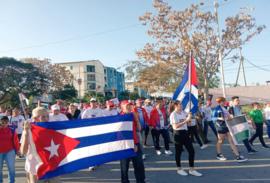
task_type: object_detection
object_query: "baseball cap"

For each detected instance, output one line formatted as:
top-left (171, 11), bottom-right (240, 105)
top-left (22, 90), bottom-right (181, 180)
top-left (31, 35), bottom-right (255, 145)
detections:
top-left (90, 98), bottom-right (97, 102)
top-left (51, 104), bottom-right (60, 111)
top-left (121, 100), bottom-right (132, 106)
top-left (106, 100), bottom-right (115, 107)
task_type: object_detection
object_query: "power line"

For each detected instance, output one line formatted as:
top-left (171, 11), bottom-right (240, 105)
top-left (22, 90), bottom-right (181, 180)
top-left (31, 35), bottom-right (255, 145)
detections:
top-left (245, 58), bottom-right (270, 72)
top-left (0, 23), bottom-right (140, 53)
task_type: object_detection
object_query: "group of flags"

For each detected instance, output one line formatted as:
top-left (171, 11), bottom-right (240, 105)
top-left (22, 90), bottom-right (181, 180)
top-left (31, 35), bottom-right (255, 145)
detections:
top-left (19, 54), bottom-right (249, 180)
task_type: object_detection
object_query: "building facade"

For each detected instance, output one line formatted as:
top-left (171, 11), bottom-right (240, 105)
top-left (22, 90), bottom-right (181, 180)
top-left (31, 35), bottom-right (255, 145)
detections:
top-left (59, 60), bottom-right (124, 98)
top-left (104, 67), bottom-right (125, 97)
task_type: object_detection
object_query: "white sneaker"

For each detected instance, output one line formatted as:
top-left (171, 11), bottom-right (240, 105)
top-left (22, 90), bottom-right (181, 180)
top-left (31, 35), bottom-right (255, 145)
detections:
top-left (165, 150), bottom-right (173, 155)
top-left (200, 144), bottom-right (208, 150)
top-left (156, 150), bottom-right (162, 155)
top-left (88, 166), bottom-right (96, 171)
top-left (177, 169), bottom-right (188, 176)
top-left (189, 170), bottom-right (202, 177)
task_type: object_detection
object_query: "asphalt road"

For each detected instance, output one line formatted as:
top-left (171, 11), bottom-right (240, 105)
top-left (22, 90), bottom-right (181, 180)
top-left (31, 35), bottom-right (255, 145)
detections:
top-left (3, 133), bottom-right (270, 183)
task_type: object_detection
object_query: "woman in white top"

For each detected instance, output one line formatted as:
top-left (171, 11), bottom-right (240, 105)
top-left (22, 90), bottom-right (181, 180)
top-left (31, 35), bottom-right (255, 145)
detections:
top-left (170, 101), bottom-right (202, 177)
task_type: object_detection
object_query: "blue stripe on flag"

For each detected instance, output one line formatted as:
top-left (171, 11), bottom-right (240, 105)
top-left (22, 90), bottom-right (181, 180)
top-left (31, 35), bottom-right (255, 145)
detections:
top-left (76, 131), bottom-right (133, 148)
top-left (34, 114), bottom-right (133, 130)
top-left (172, 68), bottom-right (188, 100)
top-left (40, 149), bottom-right (136, 180)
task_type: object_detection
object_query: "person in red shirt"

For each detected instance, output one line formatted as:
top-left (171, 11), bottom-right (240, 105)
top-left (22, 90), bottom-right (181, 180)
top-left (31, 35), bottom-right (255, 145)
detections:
top-left (150, 98), bottom-right (172, 156)
top-left (0, 116), bottom-right (20, 183)
top-left (120, 100), bottom-right (145, 183)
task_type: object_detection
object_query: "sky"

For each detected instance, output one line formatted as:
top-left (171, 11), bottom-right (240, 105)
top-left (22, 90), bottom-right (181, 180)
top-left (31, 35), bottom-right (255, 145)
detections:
top-left (0, 0), bottom-right (269, 86)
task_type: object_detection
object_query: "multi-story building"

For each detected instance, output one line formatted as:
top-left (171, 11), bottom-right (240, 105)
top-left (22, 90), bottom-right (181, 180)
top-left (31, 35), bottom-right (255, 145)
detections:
top-left (59, 60), bottom-right (125, 98)
top-left (104, 67), bottom-right (125, 97)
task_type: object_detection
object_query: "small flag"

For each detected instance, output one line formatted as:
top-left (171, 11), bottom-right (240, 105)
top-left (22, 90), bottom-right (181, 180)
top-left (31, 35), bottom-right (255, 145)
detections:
top-left (19, 93), bottom-right (29, 106)
top-left (29, 114), bottom-right (136, 180)
top-left (172, 56), bottom-right (198, 114)
top-left (226, 115), bottom-right (250, 145)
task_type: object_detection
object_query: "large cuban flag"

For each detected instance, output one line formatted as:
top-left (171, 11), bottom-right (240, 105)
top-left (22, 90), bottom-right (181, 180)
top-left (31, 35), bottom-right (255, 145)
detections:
top-left (172, 56), bottom-right (198, 114)
top-left (29, 114), bottom-right (136, 180)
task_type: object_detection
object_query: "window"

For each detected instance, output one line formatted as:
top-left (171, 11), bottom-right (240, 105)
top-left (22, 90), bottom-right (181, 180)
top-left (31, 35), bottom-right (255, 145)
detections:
top-left (86, 65), bottom-right (95, 72)
top-left (104, 69), bottom-right (107, 73)
top-left (88, 83), bottom-right (96, 90)
top-left (104, 76), bottom-right (107, 81)
top-left (87, 74), bottom-right (96, 81)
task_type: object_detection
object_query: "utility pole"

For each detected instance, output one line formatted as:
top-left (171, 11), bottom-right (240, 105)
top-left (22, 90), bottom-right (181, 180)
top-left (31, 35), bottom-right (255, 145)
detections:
top-left (214, 0), bottom-right (227, 98)
top-left (235, 47), bottom-right (247, 86)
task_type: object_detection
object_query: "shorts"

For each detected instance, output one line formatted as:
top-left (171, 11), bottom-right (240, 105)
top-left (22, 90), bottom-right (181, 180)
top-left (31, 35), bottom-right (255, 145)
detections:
top-left (217, 126), bottom-right (229, 134)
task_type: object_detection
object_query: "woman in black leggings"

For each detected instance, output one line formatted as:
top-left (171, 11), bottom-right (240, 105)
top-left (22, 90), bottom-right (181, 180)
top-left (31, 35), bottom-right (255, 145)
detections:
top-left (169, 101), bottom-right (202, 177)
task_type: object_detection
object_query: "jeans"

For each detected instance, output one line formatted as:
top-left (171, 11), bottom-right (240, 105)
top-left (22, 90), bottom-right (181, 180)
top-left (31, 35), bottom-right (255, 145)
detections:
top-left (151, 128), bottom-right (170, 150)
top-left (249, 123), bottom-right (267, 147)
top-left (203, 120), bottom-right (218, 140)
top-left (120, 144), bottom-right (145, 183)
top-left (0, 150), bottom-right (16, 183)
top-left (266, 120), bottom-right (270, 138)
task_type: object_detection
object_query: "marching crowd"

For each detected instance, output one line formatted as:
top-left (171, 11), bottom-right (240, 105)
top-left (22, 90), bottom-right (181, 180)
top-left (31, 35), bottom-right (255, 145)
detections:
top-left (0, 96), bottom-right (270, 183)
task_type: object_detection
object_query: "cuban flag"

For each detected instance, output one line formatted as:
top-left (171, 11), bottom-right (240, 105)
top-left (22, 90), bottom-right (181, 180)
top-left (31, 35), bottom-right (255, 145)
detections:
top-left (172, 56), bottom-right (198, 114)
top-left (29, 114), bottom-right (136, 180)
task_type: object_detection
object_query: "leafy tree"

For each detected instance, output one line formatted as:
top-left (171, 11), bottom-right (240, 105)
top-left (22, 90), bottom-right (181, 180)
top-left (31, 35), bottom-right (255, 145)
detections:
top-left (22, 58), bottom-right (74, 91)
top-left (125, 0), bottom-right (265, 100)
top-left (51, 84), bottom-right (78, 101)
top-left (0, 57), bottom-right (50, 106)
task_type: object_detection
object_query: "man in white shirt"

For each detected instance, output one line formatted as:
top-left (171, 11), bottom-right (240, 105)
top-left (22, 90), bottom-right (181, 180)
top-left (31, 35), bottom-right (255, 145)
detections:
top-left (263, 102), bottom-right (270, 138)
top-left (81, 97), bottom-right (104, 171)
top-left (49, 104), bottom-right (69, 122)
top-left (81, 98), bottom-right (104, 119)
top-left (9, 107), bottom-right (25, 141)
top-left (201, 100), bottom-right (217, 143)
top-left (103, 100), bottom-right (118, 117)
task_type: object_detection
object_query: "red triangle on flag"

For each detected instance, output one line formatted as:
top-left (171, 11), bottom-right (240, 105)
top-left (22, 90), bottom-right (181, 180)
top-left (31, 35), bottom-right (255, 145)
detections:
top-left (31, 124), bottom-right (80, 179)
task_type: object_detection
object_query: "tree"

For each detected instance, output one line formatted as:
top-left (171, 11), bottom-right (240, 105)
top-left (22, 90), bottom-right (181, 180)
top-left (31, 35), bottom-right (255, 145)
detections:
top-left (51, 84), bottom-right (78, 101)
top-left (22, 58), bottom-right (74, 91)
top-left (125, 0), bottom-right (265, 100)
top-left (0, 57), bottom-right (50, 106)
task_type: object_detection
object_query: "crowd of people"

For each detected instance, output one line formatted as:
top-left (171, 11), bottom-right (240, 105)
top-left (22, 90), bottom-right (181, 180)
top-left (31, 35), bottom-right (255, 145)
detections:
top-left (0, 96), bottom-right (270, 183)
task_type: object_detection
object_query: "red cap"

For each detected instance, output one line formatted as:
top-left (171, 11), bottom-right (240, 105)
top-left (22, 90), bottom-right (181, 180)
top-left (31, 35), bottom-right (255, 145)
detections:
top-left (106, 100), bottom-right (115, 107)
top-left (121, 100), bottom-right (132, 106)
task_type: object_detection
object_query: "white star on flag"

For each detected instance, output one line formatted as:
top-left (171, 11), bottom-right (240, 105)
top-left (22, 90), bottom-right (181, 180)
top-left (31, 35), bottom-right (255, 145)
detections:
top-left (44, 139), bottom-right (60, 159)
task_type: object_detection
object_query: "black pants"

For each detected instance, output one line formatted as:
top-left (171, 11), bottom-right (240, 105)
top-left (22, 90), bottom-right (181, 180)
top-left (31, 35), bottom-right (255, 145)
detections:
top-left (174, 130), bottom-right (195, 167)
top-left (203, 120), bottom-right (218, 139)
top-left (144, 125), bottom-right (150, 145)
top-left (151, 128), bottom-right (170, 150)
top-left (249, 123), bottom-right (267, 147)
top-left (188, 126), bottom-right (203, 146)
top-left (120, 144), bottom-right (145, 183)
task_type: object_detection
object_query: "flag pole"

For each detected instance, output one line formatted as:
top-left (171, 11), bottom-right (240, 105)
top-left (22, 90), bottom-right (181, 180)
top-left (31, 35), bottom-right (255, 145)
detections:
top-left (189, 50), bottom-right (192, 113)
top-left (18, 93), bottom-right (29, 120)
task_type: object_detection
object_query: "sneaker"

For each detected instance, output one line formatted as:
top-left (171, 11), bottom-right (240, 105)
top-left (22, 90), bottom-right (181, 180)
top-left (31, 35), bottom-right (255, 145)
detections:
top-left (165, 150), bottom-right (173, 155)
top-left (177, 169), bottom-right (188, 176)
top-left (189, 170), bottom-right (202, 177)
top-left (156, 150), bottom-right (162, 155)
top-left (142, 154), bottom-right (146, 160)
top-left (248, 149), bottom-right (258, 155)
top-left (236, 156), bottom-right (248, 163)
top-left (88, 166), bottom-right (96, 171)
top-left (217, 154), bottom-right (227, 161)
top-left (200, 144), bottom-right (208, 150)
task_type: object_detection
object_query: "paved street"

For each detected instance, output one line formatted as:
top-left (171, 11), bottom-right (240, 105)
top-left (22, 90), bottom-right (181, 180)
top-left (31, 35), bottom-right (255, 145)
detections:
top-left (3, 134), bottom-right (270, 183)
